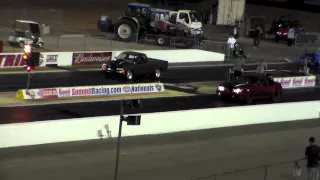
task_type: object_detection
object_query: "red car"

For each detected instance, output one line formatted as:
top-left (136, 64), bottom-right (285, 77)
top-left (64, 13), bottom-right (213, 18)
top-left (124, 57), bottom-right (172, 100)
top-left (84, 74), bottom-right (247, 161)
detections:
top-left (275, 27), bottom-right (289, 42)
top-left (216, 75), bottom-right (283, 104)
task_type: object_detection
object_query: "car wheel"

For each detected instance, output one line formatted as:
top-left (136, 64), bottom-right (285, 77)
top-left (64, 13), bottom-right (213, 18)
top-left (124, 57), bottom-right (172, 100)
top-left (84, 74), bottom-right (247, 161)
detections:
top-left (154, 69), bottom-right (161, 79)
top-left (19, 41), bottom-right (25, 48)
top-left (37, 42), bottom-right (44, 48)
top-left (245, 92), bottom-right (253, 105)
top-left (125, 70), bottom-right (133, 81)
top-left (270, 89), bottom-right (281, 102)
top-left (156, 36), bottom-right (168, 46)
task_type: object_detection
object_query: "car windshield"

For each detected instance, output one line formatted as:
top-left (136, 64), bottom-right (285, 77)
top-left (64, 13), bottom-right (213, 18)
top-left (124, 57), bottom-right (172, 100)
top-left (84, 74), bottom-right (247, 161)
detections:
top-left (229, 76), bottom-right (257, 85)
top-left (189, 12), bottom-right (201, 22)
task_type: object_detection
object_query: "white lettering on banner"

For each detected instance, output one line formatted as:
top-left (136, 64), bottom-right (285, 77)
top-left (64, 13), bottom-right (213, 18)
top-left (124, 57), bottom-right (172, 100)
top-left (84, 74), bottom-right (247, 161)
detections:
top-left (58, 88), bottom-right (71, 97)
top-left (0, 101), bottom-right (319, 148)
top-left (20, 83), bottom-right (164, 99)
top-left (73, 53), bottom-right (111, 64)
top-left (70, 83), bottom-right (163, 97)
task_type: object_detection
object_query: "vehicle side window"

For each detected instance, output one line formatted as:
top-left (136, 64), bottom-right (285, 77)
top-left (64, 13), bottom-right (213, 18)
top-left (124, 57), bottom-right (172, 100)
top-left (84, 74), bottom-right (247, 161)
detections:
top-left (136, 56), bottom-right (145, 64)
top-left (268, 78), bottom-right (274, 85)
top-left (259, 79), bottom-right (269, 86)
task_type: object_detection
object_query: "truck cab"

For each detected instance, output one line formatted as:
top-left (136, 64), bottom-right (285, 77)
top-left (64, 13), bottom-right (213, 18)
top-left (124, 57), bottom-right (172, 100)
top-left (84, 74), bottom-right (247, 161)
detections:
top-left (173, 10), bottom-right (202, 32)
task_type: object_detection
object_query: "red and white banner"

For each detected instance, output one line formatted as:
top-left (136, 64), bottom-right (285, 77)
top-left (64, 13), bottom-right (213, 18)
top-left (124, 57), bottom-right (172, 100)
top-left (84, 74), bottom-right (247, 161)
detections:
top-left (0, 53), bottom-right (47, 67)
top-left (19, 83), bottom-right (165, 100)
top-left (273, 75), bottom-right (316, 88)
top-left (72, 52), bottom-right (112, 65)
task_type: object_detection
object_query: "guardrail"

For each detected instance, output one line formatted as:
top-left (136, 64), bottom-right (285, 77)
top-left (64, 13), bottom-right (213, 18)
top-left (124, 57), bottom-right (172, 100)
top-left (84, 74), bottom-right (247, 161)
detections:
top-left (190, 159), bottom-right (307, 180)
top-left (0, 33), bottom-right (227, 53)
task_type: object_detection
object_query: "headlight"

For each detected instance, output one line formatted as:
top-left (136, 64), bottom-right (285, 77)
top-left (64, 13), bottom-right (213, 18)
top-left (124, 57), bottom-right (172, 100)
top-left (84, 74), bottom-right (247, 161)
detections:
top-left (217, 86), bottom-right (225, 91)
top-left (116, 68), bottom-right (124, 73)
top-left (232, 88), bottom-right (242, 94)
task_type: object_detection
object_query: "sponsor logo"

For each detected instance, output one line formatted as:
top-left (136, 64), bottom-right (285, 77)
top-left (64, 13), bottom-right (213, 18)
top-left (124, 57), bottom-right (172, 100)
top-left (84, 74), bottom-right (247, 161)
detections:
top-left (71, 84), bottom-right (160, 96)
top-left (46, 55), bottom-right (58, 64)
top-left (304, 77), bottom-right (315, 86)
top-left (280, 78), bottom-right (291, 87)
top-left (25, 88), bottom-right (58, 99)
top-left (58, 88), bottom-right (71, 97)
top-left (292, 77), bottom-right (304, 87)
top-left (72, 52), bottom-right (112, 65)
top-left (122, 85), bottom-right (156, 93)
top-left (26, 90), bottom-right (36, 99)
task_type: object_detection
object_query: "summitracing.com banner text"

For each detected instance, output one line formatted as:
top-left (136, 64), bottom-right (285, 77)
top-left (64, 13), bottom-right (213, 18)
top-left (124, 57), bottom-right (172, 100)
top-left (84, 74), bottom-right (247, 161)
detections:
top-left (18, 83), bottom-right (165, 100)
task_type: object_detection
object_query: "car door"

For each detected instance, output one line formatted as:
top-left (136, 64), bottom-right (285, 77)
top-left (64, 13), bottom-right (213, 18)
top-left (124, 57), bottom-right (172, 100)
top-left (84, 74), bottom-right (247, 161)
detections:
top-left (258, 78), bottom-right (270, 98)
top-left (252, 78), bottom-right (266, 98)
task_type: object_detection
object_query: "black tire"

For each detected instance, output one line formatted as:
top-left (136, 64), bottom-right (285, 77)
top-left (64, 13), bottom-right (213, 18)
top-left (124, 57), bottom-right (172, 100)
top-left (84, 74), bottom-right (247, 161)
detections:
top-left (154, 68), bottom-right (161, 79)
top-left (270, 89), bottom-right (281, 102)
top-left (245, 92), bottom-right (253, 105)
top-left (115, 19), bottom-right (137, 42)
top-left (156, 36), bottom-right (169, 46)
top-left (125, 70), bottom-right (134, 81)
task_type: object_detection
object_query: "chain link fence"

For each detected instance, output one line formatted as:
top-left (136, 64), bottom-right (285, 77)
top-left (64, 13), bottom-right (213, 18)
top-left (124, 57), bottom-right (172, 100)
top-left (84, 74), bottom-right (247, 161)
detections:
top-left (190, 159), bottom-right (308, 180)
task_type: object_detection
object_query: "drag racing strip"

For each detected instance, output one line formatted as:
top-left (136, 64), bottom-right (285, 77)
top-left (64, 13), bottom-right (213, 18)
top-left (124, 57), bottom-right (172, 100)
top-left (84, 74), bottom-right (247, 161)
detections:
top-left (0, 63), bottom-right (301, 92)
top-left (0, 87), bottom-right (319, 123)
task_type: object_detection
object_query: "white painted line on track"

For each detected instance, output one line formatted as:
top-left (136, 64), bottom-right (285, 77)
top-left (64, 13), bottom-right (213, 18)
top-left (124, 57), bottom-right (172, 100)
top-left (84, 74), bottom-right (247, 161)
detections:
top-left (284, 58), bottom-right (293, 63)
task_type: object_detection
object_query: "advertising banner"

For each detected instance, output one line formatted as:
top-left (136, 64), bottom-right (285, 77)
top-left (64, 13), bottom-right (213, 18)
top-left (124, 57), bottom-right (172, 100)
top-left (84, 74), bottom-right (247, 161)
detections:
top-left (18, 83), bottom-right (165, 100)
top-left (72, 52), bottom-right (112, 65)
top-left (273, 75), bottom-right (316, 88)
top-left (45, 54), bottom-right (59, 65)
top-left (0, 53), bottom-right (46, 67)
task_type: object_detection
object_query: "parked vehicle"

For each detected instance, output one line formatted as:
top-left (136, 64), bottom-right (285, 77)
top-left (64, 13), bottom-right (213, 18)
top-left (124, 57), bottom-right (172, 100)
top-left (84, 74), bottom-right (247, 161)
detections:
top-left (101, 51), bottom-right (168, 81)
top-left (216, 75), bottom-right (282, 104)
top-left (97, 3), bottom-right (204, 47)
top-left (7, 20), bottom-right (44, 48)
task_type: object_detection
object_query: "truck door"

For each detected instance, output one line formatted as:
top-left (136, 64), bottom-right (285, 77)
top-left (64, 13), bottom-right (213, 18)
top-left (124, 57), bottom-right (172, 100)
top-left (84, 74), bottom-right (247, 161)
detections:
top-left (134, 55), bottom-right (149, 75)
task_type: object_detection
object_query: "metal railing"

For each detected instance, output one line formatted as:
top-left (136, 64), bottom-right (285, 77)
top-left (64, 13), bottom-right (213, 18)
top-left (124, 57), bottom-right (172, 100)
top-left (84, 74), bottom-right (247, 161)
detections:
top-left (0, 33), bottom-right (227, 53)
top-left (190, 159), bottom-right (307, 180)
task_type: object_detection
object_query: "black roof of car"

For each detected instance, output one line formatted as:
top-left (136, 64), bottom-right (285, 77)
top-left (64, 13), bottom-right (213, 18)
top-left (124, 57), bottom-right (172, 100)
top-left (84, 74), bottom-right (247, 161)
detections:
top-left (122, 51), bottom-right (146, 56)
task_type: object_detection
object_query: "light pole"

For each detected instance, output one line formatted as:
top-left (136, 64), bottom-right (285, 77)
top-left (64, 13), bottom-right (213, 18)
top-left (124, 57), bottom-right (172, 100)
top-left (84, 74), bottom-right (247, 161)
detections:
top-left (114, 99), bottom-right (142, 180)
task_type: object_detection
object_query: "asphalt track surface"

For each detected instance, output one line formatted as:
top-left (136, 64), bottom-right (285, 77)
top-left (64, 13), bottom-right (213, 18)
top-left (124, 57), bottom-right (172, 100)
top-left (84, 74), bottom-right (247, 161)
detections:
top-left (0, 87), bottom-right (319, 124)
top-left (0, 63), bottom-right (301, 92)
top-left (1, 119), bottom-right (320, 180)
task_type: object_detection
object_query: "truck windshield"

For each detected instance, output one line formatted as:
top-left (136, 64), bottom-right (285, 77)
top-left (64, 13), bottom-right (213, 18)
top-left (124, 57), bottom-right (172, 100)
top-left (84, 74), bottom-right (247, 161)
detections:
top-left (189, 12), bottom-right (201, 22)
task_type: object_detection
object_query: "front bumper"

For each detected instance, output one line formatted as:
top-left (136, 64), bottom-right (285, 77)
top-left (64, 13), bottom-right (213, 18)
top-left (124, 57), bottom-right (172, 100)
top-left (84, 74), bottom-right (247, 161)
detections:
top-left (216, 90), bottom-right (245, 100)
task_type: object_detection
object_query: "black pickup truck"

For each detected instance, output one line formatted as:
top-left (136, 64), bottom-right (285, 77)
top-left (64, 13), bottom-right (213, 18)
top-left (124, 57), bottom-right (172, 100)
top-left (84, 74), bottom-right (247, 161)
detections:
top-left (101, 51), bottom-right (168, 80)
